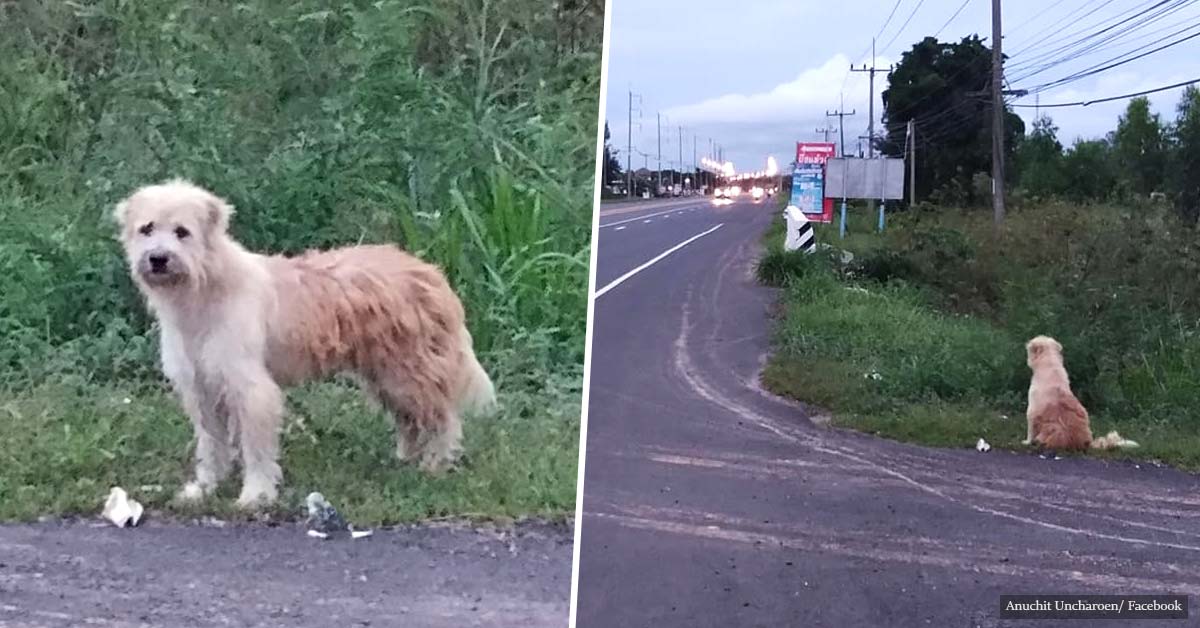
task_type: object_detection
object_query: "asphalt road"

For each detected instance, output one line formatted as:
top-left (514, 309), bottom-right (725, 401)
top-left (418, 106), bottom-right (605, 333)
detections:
top-left (576, 195), bottom-right (1200, 627)
top-left (0, 519), bottom-right (571, 627)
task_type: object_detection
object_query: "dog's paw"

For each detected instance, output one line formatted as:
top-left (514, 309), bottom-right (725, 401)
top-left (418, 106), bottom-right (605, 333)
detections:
top-left (235, 481), bottom-right (278, 509)
top-left (235, 490), bottom-right (276, 509)
top-left (1020, 439), bottom-right (1032, 446)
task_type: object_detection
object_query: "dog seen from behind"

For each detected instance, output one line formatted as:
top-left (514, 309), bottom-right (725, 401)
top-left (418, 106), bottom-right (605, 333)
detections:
top-left (114, 179), bottom-right (497, 508)
top-left (1024, 335), bottom-right (1137, 451)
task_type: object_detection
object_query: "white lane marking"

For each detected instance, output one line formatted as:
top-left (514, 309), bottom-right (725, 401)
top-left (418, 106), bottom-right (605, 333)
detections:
top-left (600, 205), bottom-right (704, 228)
top-left (643, 219), bottom-right (652, 223)
top-left (594, 224), bottom-right (724, 300)
top-left (614, 225), bottom-right (627, 231)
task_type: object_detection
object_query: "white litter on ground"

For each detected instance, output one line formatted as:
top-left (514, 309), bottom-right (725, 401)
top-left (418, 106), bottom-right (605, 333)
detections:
top-left (975, 438), bottom-right (992, 452)
top-left (102, 487), bottom-right (144, 528)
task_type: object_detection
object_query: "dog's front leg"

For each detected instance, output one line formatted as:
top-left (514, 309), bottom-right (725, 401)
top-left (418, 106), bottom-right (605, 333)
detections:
top-left (163, 331), bottom-right (233, 503)
top-left (225, 366), bottom-right (285, 508)
top-left (177, 387), bottom-right (234, 501)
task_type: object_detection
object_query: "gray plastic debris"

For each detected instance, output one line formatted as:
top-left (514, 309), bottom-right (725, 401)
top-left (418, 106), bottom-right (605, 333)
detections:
top-left (305, 492), bottom-right (372, 540)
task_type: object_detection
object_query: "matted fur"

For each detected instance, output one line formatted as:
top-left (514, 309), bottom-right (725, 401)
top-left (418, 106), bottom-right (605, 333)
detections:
top-left (114, 179), bottom-right (496, 507)
top-left (1023, 335), bottom-right (1136, 451)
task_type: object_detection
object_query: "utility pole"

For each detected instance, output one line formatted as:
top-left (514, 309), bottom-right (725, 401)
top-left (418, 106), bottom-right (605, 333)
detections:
top-left (692, 134), bottom-right (697, 192)
top-left (826, 94), bottom-right (856, 157)
top-left (852, 40), bottom-right (890, 216)
top-left (626, 90), bottom-right (641, 198)
top-left (626, 90), bottom-right (632, 198)
top-left (857, 135), bottom-right (869, 157)
top-left (850, 39), bottom-right (888, 159)
top-left (656, 112), bottom-right (662, 196)
top-left (991, 0), bottom-right (1006, 227)
top-left (907, 119), bottom-right (916, 205)
top-left (815, 126), bottom-right (833, 143)
top-left (678, 125), bottom-right (684, 194)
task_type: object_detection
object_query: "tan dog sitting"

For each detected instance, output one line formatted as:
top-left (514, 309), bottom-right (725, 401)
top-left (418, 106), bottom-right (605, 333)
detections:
top-left (1024, 336), bottom-right (1137, 451)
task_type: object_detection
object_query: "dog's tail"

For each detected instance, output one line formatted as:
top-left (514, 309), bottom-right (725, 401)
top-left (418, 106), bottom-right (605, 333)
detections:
top-left (1091, 430), bottom-right (1139, 450)
top-left (457, 328), bottom-right (498, 417)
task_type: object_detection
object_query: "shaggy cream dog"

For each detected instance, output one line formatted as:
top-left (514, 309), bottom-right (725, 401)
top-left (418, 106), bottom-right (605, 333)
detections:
top-left (114, 179), bottom-right (496, 507)
top-left (1024, 335), bottom-right (1136, 451)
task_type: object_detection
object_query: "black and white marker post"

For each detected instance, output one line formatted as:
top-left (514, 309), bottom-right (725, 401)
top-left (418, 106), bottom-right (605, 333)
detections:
top-left (784, 205), bottom-right (816, 254)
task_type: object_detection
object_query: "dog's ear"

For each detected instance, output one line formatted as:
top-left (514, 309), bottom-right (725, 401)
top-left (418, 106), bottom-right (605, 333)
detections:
top-left (111, 200), bottom-right (129, 227)
top-left (203, 193), bottom-right (235, 234)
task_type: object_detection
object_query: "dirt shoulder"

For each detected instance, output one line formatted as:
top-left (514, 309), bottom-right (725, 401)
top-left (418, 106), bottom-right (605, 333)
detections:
top-left (0, 518), bottom-right (572, 628)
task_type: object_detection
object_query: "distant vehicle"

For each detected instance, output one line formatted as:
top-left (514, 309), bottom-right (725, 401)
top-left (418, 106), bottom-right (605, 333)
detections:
top-left (751, 186), bottom-right (764, 201)
top-left (714, 187), bottom-right (724, 198)
top-left (729, 185), bottom-right (742, 197)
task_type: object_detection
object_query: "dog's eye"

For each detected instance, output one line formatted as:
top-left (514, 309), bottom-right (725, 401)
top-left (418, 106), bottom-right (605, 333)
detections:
top-left (174, 226), bottom-right (191, 239)
top-left (138, 222), bottom-right (154, 236)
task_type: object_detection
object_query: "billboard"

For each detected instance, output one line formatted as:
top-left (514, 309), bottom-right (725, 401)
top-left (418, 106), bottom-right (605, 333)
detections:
top-left (824, 158), bottom-right (906, 200)
top-left (790, 163), bottom-right (824, 215)
top-left (796, 142), bottom-right (836, 164)
top-left (792, 142), bottom-right (836, 222)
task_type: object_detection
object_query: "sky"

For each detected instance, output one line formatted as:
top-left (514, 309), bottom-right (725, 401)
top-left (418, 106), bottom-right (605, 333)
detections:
top-left (602, 0), bottom-right (1200, 175)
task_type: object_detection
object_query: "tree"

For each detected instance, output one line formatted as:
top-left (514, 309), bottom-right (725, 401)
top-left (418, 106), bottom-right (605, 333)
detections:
top-left (1112, 97), bottom-right (1166, 198)
top-left (1015, 115), bottom-right (1065, 197)
top-left (1168, 86), bottom-right (1200, 224)
top-left (1062, 138), bottom-right (1115, 202)
top-left (880, 36), bottom-right (1024, 203)
top-left (602, 121), bottom-right (623, 189)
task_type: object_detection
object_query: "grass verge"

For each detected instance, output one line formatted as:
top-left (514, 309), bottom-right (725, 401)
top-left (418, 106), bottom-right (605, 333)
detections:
top-left (756, 205), bottom-right (1200, 471)
top-left (0, 0), bottom-right (600, 523)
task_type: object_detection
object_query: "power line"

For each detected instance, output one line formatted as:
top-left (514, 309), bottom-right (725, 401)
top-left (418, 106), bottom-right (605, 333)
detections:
top-left (874, 0), bottom-right (906, 44)
top-left (1007, 0), bottom-right (1073, 35)
top-left (841, 0), bottom-right (905, 92)
top-left (1013, 4), bottom-right (1200, 81)
top-left (934, 0), bottom-right (975, 39)
top-left (1022, 25), bottom-right (1200, 93)
top-left (1009, 0), bottom-right (1193, 79)
top-left (1011, 0), bottom-right (1187, 70)
top-left (1008, 0), bottom-right (1123, 56)
top-left (880, 0), bottom-right (929, 53)
top-left (1010, 76), bottom-right (1199, 107)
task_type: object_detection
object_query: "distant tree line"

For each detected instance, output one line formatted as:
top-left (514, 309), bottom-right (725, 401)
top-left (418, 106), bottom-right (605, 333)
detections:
top-left (880, 35), bottom-right (1200, 223)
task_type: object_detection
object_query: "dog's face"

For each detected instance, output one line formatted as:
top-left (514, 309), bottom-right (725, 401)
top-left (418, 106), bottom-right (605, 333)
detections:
top-left (1025, 335), bottom-right (1063, 369)
top-left (113, 180), bottom-right (233, 290)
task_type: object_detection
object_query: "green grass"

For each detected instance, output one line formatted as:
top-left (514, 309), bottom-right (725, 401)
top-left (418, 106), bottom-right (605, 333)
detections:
top-left (0, 0), bottom-right (600, 522)
top-left (757, 204), bottom-right (1200, 471)
top-left (0, 356), bottom-right (581, 524)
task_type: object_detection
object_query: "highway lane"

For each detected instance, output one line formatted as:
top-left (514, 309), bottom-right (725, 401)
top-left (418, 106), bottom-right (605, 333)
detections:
top-left (576, 196), bottom-right (1200, 627)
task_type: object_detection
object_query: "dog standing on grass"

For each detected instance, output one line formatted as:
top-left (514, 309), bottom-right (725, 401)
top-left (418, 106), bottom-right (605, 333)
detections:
top-left (114, 179), bottom-right (497, 507)
top-left (1024, 335), bottom-right (1137, 451)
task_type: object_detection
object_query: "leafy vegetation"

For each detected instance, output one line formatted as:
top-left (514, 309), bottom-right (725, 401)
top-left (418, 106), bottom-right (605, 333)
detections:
top-left (758, 203), bottom-right (1200, 470)
top-left (0, 0), bottom-right (601, 522)
top-left (879, 35), bottom-right (1025, 204)
top-left (881, 35), bottom-right (1200, 225)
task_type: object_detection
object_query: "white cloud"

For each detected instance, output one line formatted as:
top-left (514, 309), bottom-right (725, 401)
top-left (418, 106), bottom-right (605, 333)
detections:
top-left (664, 54), bottom-right (894, 128)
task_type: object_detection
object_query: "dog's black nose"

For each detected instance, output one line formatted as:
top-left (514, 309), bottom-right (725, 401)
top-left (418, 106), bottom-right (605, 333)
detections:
top-left (149, 254), bottom-right (169, 273)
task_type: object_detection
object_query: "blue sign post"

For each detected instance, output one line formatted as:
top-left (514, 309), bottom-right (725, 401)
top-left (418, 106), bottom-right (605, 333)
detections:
top-left (789, 163), bottom-right (825, 217)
